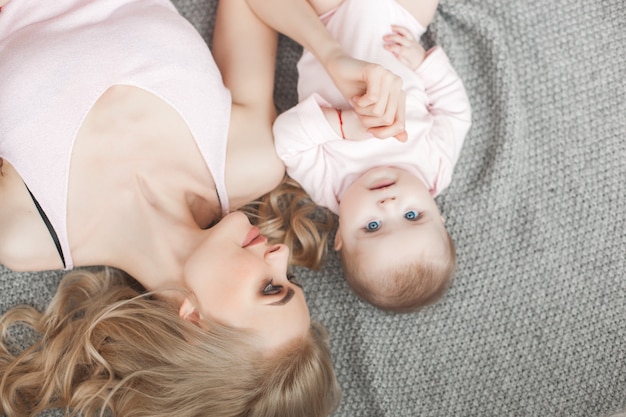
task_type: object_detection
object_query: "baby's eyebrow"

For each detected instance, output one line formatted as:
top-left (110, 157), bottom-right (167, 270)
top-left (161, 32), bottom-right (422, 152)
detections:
top-left (270, 288), bottom-right (295, 306)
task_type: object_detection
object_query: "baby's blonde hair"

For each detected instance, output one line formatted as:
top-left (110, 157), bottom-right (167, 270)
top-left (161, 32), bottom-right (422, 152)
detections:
top-left (0, 267), bottom-right (340, 417)
top-left (341, 231), bottom-right (456, 313)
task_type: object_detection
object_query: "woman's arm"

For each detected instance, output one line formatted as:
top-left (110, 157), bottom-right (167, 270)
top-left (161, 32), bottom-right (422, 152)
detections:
top-left (212, 0), bottom-right (285, 209)
top-left (245, 0), bottom-right (408, 142)
top-left (212, 0), bottom-right (277, 119)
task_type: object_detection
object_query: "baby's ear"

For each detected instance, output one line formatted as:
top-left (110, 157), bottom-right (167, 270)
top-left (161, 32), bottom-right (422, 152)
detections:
top-left (179, 297), bottom-right (200, 325)
top-left (333, 231), bottom-right (343, 251)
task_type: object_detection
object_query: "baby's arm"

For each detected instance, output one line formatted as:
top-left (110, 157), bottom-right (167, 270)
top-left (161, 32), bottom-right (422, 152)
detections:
top-left (383, 25), bottom-right (427, 71)
top-left (273, 95), bottom-right (343, 210)
top-left (320, 107), bottom-right (374, 141)
top-left (418, 48), bottom-right (472, 165)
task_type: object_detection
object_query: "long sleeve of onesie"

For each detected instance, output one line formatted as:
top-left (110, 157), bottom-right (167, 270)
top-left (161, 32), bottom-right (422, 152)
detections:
top-left (273, 94), bottom-right (344, 212)
top-left (414, 46), bottom-right (472, 169)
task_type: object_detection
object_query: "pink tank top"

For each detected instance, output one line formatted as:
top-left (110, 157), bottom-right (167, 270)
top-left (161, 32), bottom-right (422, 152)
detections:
top-left (0, 0), bottom-right (231, 269)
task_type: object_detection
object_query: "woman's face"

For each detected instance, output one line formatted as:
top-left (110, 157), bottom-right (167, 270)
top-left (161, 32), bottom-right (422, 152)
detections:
top-left (182, 212), bottom-right (310, 351)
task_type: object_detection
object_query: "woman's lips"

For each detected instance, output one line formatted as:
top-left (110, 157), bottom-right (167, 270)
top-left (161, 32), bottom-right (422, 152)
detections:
top-left (242, 226), bottom-right (267, 247)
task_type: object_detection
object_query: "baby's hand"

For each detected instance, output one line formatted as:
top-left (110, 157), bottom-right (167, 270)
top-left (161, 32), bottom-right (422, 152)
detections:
top-left (383, 25), bottom-right (426, 71)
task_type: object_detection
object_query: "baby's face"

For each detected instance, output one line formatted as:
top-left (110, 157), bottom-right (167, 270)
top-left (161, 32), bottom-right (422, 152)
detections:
top-left (335, 167), bottom-right (447, 263)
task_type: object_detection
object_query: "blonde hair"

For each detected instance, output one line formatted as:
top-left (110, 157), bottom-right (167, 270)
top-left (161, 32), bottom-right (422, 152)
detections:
top-left (341, 231), bottom-right (456, 313)
top-left (0, 267), bottom-right (340, 417)
top-left (242, 175), bottom-right (336, 270)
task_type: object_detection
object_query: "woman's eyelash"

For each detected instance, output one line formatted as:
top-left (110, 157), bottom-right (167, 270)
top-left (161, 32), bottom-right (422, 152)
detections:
top-left (287, 273), bottom-right (303, 289)
top-left (262, 280), bottom-right (282, 295)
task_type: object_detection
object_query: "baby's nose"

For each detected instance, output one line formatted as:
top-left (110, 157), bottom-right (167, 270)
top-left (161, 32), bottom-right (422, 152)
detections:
top-left (378, 196), bottom-right (397, 204)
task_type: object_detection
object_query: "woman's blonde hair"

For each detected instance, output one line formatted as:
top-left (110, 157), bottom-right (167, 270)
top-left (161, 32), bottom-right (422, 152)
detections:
top-left (242, 176), bottom-right (336, 270)
top-left (0, 267), bottom-right (340, 417)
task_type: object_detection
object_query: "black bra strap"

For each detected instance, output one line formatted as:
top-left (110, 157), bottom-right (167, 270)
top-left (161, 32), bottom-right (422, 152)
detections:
top-left (25, 185), bottom-right (66, 269)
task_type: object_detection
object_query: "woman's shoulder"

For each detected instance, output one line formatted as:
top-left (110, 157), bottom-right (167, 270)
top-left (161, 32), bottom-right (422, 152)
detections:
top-left (0, 160), bottom-right (66, 271)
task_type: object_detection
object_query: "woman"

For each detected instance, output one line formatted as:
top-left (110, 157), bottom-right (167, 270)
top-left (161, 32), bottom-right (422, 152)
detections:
top-left (0, 0), bottom-right (405, 415)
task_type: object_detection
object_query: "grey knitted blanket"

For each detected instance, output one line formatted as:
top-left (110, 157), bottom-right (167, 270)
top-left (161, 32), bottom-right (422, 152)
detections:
top-left (2, 0), bottom-right (625, 416)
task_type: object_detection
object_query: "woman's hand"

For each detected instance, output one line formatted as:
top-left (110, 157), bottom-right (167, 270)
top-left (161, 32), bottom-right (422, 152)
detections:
top-left (324, 51), bottom-right (408, 142)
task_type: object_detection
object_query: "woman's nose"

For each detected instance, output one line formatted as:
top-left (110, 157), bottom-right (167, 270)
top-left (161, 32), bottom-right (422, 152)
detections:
top-left (265, 243), bottom-right (290, 264)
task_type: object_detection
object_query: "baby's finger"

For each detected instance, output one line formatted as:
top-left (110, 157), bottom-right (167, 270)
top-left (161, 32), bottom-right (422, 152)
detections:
top-left (383, 42), bottom-right (405, 59)
top-left (390, 25), bottom-right (415, 41)
top-left (383, 33), bottom-right (412, 48)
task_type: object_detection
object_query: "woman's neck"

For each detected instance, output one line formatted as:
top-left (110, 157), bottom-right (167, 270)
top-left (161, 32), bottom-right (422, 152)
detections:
top-left (66, 84), bottom-right (222, 290)
top-left (70, 182), bottom-right (209, 292)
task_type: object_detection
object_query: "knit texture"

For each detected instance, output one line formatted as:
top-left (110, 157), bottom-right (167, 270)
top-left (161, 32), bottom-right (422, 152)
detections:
top-left (2, 0), bottom-right (625, 416)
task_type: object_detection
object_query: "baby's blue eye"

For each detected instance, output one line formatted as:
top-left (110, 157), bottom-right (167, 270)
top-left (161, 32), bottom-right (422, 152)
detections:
top-left (404, 210), bottom-right (420, 220)
top-left (365, 220), bottom-right (381, 232)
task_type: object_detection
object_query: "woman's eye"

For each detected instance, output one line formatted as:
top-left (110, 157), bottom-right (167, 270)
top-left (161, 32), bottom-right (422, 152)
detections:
top-left (365, 220), bottom-right (382, 232)
top-left (404, 210), bottom-right (420, 221)
top-left (262, 280), bottom-right (282, 295)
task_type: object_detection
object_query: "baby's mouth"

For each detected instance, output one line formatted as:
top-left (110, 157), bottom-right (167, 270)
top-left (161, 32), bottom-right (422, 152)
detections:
top-left (369, 180), bottom-right (396, 191)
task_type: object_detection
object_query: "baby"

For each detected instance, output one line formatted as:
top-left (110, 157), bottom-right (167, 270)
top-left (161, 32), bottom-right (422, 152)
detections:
top-left (274, 0), bottom-right (471, 312)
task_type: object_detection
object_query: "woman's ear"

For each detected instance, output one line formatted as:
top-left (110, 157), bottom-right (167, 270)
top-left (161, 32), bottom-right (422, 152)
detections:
top-left (333, 231), bottom-right (343, 251)
top-left (179, 297), bottom-right (200, 324)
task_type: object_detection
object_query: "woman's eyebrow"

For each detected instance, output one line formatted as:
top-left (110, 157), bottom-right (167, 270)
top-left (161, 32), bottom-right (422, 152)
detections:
top-left (270, 288), bottom-right (295, 306)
